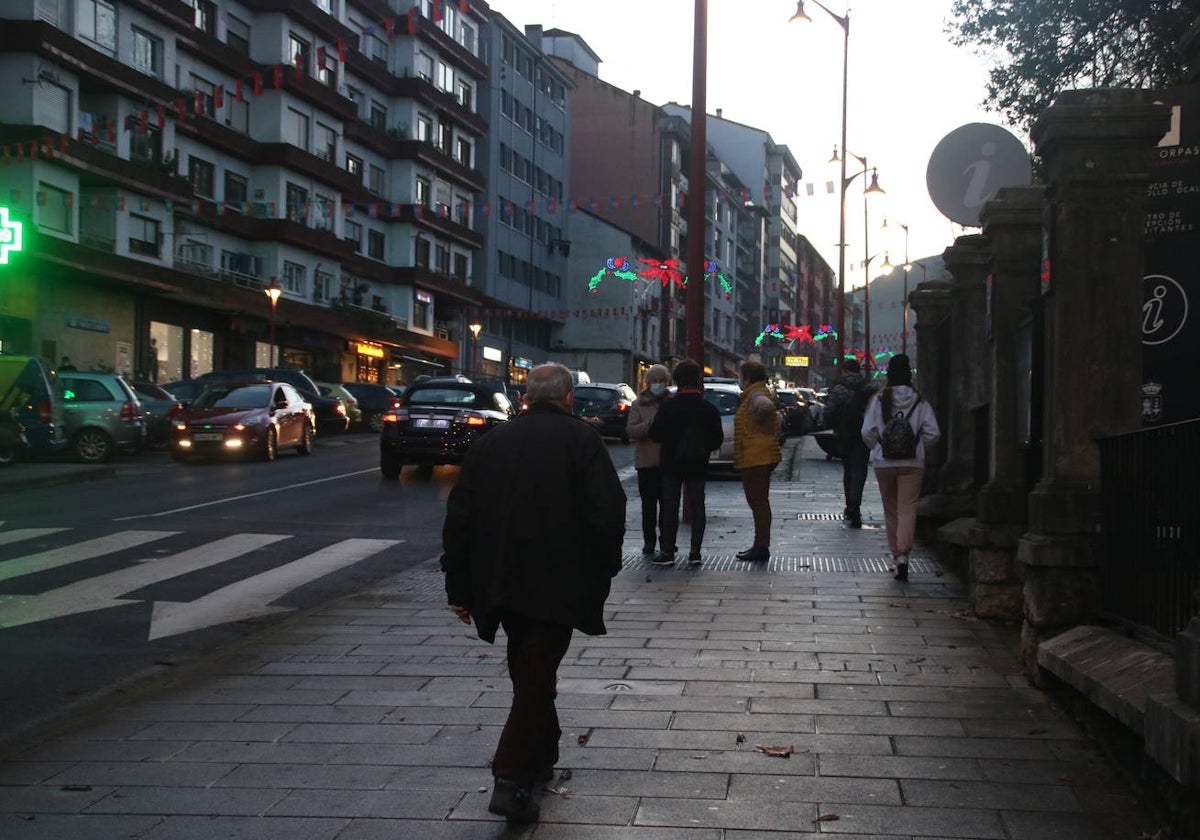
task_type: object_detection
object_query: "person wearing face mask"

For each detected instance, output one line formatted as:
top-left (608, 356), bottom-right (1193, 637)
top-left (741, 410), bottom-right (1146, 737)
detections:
top-left (626, 364), bottom-right (671, 557)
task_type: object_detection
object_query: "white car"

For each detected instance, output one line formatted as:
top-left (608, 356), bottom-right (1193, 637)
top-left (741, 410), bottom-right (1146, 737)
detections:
top-left (702, 382), bottom-right (741, 470)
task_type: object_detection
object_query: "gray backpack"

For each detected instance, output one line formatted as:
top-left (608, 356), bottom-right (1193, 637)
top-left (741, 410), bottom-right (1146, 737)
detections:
top-left (879, 391), bottom-right (920, 460)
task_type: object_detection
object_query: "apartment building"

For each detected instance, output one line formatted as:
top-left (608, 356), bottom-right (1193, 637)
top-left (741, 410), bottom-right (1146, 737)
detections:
top-left (0, 0), bottom-right (489, 387)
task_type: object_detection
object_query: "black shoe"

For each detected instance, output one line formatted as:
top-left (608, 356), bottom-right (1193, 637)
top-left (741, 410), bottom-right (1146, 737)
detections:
top-left (848, 514), bottom-right (862, 528)
top-left (687, 550), bottom-right (703, 567)
top-left (489, 778), bottom-right (540, 823)
top-left (740, 547), bottom-right (770, 563)
top-left (536, 764), bottom-right (556, 783)
top-left (735, 547), bottom-right (755, 559)
top-left (894, 561), bottom-right (909, 582)
top-left (650, 551), bottom-right (676, 567)
top-left (641, 546), bottom-right (656, 557)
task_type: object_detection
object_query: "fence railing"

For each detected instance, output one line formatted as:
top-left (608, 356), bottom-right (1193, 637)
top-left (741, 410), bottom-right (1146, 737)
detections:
top-left (1099, 418), bottom-right (1200, 642)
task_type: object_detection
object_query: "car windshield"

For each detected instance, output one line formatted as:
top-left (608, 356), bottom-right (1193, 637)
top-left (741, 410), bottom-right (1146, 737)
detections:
top-left (777, 392), bottom-right (799, 407)
top-left (194, 384), bottom-right (271, 409)
top-left (407, 387), bottom-right (485, 408)
top-left (703, 391), bottom-right (740, 416)
top-left (574, 387), bottom-right (616, 406)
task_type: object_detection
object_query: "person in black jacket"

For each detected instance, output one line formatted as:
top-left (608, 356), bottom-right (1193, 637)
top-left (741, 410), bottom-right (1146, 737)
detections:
top-left (823, 359), bottom-right (872, 527)
top-left (648, 359), bottom-right (725, 568)
top-left (441, 362), bottom-right (626, 824)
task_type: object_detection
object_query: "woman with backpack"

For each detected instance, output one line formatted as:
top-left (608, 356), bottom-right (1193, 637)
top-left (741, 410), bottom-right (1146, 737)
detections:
top-left (861, 354), bottom-right (940, 581)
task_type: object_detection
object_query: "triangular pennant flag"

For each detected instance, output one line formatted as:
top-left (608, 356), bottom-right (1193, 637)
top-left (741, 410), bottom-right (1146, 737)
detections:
top-left (156, 104), bottom-right (165, 129)
top-left (235, 78), bottom-right (244, 102)
top-left (176, 98), bottom-right (186, 120)
top-left (273, 65), bottom-right (283, 89)
top-left (106, 119), bottom-right (117, 142)
top-left (336, 37), bottom-right (347, 61)
top-left (254, 71), bottom-right (263, 96)
top-left (214, 85), bottom-right (224, 109)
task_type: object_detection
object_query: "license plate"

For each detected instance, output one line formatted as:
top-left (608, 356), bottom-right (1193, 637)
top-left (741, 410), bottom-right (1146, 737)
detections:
top-left (193, 432), bottom-right (224, 441)
top-left (412, 418), bottom-right (449, 429)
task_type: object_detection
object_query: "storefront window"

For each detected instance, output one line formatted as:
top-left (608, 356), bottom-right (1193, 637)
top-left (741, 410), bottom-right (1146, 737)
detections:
top-left (255, 341), bottom-right (272, 368)
top-left (149, 321), bottom-right (184, 382)
top-left (190, 329), bottom-right (213, 377)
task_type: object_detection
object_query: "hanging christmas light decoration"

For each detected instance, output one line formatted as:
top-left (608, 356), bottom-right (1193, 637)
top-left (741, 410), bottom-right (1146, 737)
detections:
top-left (636, 257), bottom-right (686, 289)
top-left (703, 259), bottom-right (733, 299)
top-left (587, 256), bottom-right (640, 292)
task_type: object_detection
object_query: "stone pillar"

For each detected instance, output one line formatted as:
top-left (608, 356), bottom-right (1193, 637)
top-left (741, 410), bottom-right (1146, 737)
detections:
top-left (962, 187), bottom-right (1046, 620)
top-left (907, 277), bottom-right (952, 496)
top-left (1018, 90), bottom-right (1172, 677)
top-left (937, 234), bottom-right (992, 505)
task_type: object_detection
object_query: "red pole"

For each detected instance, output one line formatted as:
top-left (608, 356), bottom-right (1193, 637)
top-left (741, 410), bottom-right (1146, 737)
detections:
top-left (685, 0), bottom-right (707, 366)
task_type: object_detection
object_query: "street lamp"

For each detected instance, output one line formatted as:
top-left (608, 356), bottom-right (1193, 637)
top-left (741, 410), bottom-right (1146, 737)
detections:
top-left (264, 276), bottom-right (282, 366)
top-left (881, 217), bottom-right (911, 355)
top-left (468, 321), bottom-right (482, 379)
top-left (832, 148), bottom-right (884, 370)
top-left (791, 0), bottom-right (850, 366)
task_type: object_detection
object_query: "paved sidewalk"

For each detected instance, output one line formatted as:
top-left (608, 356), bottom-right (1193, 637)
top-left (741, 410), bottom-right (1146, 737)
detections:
top-left (0, 438), bottom-right (1160, 838)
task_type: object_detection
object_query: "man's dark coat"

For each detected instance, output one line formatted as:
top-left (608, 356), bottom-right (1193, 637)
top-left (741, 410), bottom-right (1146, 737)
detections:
top-left (441, 401), bottom-right (627, 643)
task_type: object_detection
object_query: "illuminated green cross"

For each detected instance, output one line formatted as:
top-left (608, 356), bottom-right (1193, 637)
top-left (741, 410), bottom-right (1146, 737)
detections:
top-left (0, 206), bottom-right (22, 264)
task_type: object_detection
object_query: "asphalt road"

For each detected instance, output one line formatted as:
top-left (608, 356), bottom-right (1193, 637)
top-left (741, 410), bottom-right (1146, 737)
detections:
top-left (0, 433), bottom-right (634, 749)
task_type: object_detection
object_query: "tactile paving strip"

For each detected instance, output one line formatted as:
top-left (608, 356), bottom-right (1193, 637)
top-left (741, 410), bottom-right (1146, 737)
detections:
top-left (622, 553), bottom-right (941, 574)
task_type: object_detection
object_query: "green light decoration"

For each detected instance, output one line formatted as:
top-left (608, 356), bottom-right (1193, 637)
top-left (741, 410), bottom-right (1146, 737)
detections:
top-left (0, 206), bottom-right (23, 264)
top-left (588, 257), bottom-right (640, 292)
top-left (703, 260), bottom-right (733, 299)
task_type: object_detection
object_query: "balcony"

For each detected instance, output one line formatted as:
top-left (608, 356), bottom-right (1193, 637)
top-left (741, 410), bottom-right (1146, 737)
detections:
top-left (342, 59), bottom-right (487, 136)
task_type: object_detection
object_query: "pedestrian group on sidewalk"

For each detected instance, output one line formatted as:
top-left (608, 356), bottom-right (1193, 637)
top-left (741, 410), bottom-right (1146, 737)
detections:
top-left (440, 355), bottom-right (939, 823)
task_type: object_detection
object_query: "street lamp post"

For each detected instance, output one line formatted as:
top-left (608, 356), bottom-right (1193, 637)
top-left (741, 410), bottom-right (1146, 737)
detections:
top-left (882, 218), bottom-right (912, 356)
top-left (791, 0), bottom-right (849, 366)
top-left (468, 321), bottom-right (482, 379)
top-left (264, 276), bottom-right (282, 367)
top-left (685, 0), bottom-right (708, 365)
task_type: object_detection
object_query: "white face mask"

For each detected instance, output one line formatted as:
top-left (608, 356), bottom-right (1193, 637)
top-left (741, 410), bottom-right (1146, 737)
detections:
top-left (649, 383), bottom-right (667, 396)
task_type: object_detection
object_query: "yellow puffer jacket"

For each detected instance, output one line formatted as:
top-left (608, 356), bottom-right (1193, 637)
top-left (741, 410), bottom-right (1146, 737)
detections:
top-left (733, 381), bottom-right (781, 470)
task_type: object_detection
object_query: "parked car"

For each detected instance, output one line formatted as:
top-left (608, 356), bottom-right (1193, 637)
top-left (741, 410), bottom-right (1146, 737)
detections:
top-left (316, 382), bottom-right (363, 429)
top-left (194, 368), bottom-right (348, 435)
top-left (171, 381), bottom-right (315, 462)
top-left (380, 378), bottom-right (515, 479)
top-left (0, 354), bottom-right (67, 458)
top-left (130, 380), bottom-right (183, 448)
top-left (573, 382), bottom-right (637, 442)
top-left (796, 387), bottom-right (825, 429)
top-left (58, 372), bottom-right (146, 463)
top-left (340, 381), bottom-right (401, 432)
top-left (161, 379), bottom-right (209, 405)
top-left (702, 382), bottom-right (741, 469)
top-left (776, 388), bottom-right (817, 437)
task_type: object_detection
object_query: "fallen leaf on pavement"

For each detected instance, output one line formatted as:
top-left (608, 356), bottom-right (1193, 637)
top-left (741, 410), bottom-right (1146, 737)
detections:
top-left (576, 733), bottom-right (589, 745)
top-left (814, 813), bottom-right (840, 822)
top-left (754, 744), bottom-right (793, 758)
top-left (1028, 727), bottom-right (1049, 735)
top-left (735, 732), bottom-right (745, 743)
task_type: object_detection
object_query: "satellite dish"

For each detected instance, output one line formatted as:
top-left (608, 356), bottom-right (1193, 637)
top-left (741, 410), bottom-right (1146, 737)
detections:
top-left (927, 123), bottom-right (1031, 226)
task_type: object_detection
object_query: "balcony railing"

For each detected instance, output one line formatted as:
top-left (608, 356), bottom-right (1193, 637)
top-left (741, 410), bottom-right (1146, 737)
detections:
top-left (1098, 418), bottom-right (1200, 642)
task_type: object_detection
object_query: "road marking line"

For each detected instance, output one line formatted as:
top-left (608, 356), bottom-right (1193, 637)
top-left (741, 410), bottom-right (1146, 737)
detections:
top-left (0, 533), bottom-right (291, 629)
top-left (148, 537), bottom-right (401, 640)
top-left (0, 531), bottom-right (177, 583)
top-left (0, 528), bottom-right (68, 547)
top-left (113, 468), bottom-right (381, 520)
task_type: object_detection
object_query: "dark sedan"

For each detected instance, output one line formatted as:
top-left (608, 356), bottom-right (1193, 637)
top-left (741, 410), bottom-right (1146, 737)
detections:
top-left (341, 381), bottom-right (402, 432)
top-left (573, 382), bottom-right (637, 443)
top-left (194, 368), bottom-right (348, 435)
top-left (380, 380), bottom-right (515, 479)
top-left (131, 381), bottom-right (183, 448)
top-left (171, 381), bottom-right (315, 462)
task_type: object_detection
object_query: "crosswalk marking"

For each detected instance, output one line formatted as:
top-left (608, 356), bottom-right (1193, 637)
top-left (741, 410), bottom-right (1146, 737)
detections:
top-left (0, 533), bottom-right (291, 629)
top-left (0, 528), bottom-right (68, 547)
top-left (148, 538), bottom-right (401, 640)
top-left (0, 531), bottom-right (178, 583)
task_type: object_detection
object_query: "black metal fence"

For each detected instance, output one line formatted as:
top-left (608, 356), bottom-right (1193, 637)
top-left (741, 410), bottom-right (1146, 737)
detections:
top-left (1099, 419), bottom-right (1200, 641)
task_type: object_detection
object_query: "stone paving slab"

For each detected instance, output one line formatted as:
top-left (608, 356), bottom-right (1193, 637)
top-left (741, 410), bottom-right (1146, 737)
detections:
top-left (0, 438), bottom-right (1164, 839)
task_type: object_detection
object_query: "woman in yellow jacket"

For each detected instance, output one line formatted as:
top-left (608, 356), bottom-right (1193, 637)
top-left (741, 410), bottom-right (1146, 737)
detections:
top-left (733, 360), bottom-right (781, 562)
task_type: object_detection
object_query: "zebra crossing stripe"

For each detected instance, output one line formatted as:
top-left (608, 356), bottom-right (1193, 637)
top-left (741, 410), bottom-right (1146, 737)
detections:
top-left (0, 528), bottom-right (68, 547)
top-left (0, 533), bottom-right (290, 630)
top-left (0, 531), bottom-right (178, 583)
top-left (148, 537), bottom-right (400, 640)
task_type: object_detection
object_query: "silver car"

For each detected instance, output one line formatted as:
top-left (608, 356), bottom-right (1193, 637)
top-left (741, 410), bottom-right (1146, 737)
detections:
top-left (58, 372), bottom-right (146, 463)
top-left (702, 382), bottom-right (741, 470)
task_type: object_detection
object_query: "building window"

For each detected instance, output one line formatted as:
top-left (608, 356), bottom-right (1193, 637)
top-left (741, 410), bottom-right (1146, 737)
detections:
top-left (128, 215), bottom-right (160, 257)
top-left (286, 183), bottom-right (308, 223)
top-left (437, 61), bottom-right (454, 94)
top-left (414, 236), bottom-right (430, 268)
top-left (438, 122), bottom-right (452, 155)
top-left (344, 220), bottom-right (361, 252)
top-left (131, 27), bottom-right (162, 77)
top-left (415, 177), bottom-right (430, 208)
top-left (188, 157), bottom-right (214, 197)
top-left (453, 253), bottom-right (468, 282)
top-left (190, 74), bottom-right (215, 118)
top-left (288, 33), bottom-right (311, 76)
top-left (316, 123), bottom-right (336, 162)
top-left (287, 108), bottom-right (309, 151)
top-left (317, 47), bottom-right (336, 87)
top-left (368, 164), bottom-right (385, 195)
top-left (37, 183), bottom-right (72, 233)
top-left (79, 0), bottom-right (116, 54)
top-left (345, 85), bottom-right (363, 116)
top-left (369, 100), bottom-right (387, 132)
top-left (189, 0), bottom-right (216, 37)
top-left (313, 271), bottom-right (333, 303)
top-left (500, 90), bottom-right (512, 118)
top-left (416, 52), bottom-right (433, 82)
top-left (434, 243), bottom-right (450, 274)
top-left (282, 261), bottom-right (306, 295)
top-left (367, 229), bottom-right (385, 260)
top-left (454, 192), bottom-right (470, 225)
top-left (457, 20), bottom-right (476, 54)
top-left (454, 137), bottom-right (472, 167)
top-left (226, 14), bottom-right (250, 54)
top-left (412, 291), bottom-right (430, 330)
top-left (223, 171), bottom-right (248, 210)
top-left (226, 99), bottom-right (249, 133)
top-left (129, 126), bottom-right (161, 165)
top-left (313, 193), bottom-right (334, 231)
top-left (456, 80), bottom-right (473, 111)
top-left (346, 153), bottom-right (362, 181)
top-left (416, 113), bottom-right (432, 143)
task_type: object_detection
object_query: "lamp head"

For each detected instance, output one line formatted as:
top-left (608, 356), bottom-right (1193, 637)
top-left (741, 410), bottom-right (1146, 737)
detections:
top-left (264, 277), bottom-right (282, 304)
top-left (828, 145), bottom-right (841, 164)
top-left (468, 322), bottom-right (482, 339)
top-left (881, 252), bottom-right (894, 272)
top-left (789, 1), bottom-right (812, 23)
top-left (864, 168), bottom-right (885, 197)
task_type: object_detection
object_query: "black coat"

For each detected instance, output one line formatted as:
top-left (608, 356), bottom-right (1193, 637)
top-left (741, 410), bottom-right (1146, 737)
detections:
top-left (441, 401), bottom-right (627, 643)
top-left (648, 390), bottom-right (725, 478)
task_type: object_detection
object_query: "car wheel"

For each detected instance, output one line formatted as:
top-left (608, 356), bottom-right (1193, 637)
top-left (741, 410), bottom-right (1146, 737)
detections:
top-left (367, 411), bottom-right (385, 433)
top-left (73, 428), bottom-right (114, 464)
top-left (0, 445), bottom-right (15, 466)
top-left (417, 461), bottom-right (434, 480)
top-left (380, 458), bottom-right (401, 480)
top-left (262, 428), bottom-right (277, 461)
top-left (296, 423), bottom-right (314, 455)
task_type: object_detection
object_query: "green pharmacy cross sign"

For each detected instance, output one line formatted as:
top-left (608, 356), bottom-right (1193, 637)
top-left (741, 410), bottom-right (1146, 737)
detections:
top-left (0, 206), bottom-right (22, 264)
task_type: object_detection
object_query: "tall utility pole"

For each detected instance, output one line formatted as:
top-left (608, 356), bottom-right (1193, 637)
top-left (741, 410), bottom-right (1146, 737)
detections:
top-left (685, 0), bottom-right (707, 365)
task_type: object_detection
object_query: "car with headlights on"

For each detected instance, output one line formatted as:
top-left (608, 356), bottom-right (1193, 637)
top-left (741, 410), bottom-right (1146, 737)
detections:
top-left (193, 368), bottom-right (348, 435)
top-left (380, 378), bottom-right (515, 479)
top-left (171, 381), bottom-right (315, 462)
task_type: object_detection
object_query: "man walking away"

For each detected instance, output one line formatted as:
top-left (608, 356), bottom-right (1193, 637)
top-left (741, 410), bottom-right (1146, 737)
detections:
top-left (442, 362), bottom-right (627, 823)
top-left (648, 359), bottom-right (724, 568)
top-left (823, 359), bottom-right (872, 527)
top-left (732, 360), bottom-right (781, 562)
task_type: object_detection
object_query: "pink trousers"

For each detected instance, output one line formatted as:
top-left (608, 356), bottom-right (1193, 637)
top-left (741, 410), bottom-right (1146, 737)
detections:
top-left (873, 466), bottom-right (923, 556)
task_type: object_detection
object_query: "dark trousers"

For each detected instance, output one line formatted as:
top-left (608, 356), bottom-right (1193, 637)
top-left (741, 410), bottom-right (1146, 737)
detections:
top-left (840, 437), bottom-right (870, 515)
top-left (660, 470), bottom-right (706, 554)
top-left (739, 463), bottom-right (774, 548)
top-left (492, 611), bottom-right (573, 786)
top-left (636, 466), bottom-right (663, 553)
